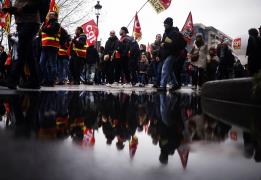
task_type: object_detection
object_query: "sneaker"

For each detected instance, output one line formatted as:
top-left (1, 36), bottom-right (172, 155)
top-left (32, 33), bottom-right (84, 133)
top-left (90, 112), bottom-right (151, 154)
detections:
top-left (123, 83), bottom-right (132, 88)
top-left (169, 85), bottom-right (181, 92)
top-left (19, 82), bottom-right (41, 89)
top-left (106, 83), bottom-right (111, 87)
top-left (0, 80), bottom-right (17, 89)
top-left (157, 86), bottom-right (167, 92)
top-left (111, 82), bottom-right (119, 88)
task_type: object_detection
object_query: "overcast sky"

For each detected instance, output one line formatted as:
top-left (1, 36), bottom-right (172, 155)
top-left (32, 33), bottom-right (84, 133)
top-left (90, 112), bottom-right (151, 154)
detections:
top-left (92, 0), bottom-right (260, 46)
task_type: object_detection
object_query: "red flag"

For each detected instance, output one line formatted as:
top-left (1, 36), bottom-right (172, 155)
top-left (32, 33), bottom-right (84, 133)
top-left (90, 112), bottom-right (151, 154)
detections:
top-left (81, 19), bottom-right (99, 47)
top-left (149, 0), bottom-right (172, 14)
top-left (129, 136), bottom-right (138, 159)
top-left (49, 0), bottom-right (59, 13)
top-left (133, 12), bottom-right (142, 41)
top-left (233, 38), bottom-right (241, 49)
top-left (178, 146), bottom-right (190, 169)
top-left (181, 12), bottom-right (194, 44)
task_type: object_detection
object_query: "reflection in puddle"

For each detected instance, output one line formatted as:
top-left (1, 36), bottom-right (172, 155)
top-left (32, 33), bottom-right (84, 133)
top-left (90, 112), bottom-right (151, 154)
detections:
top-left (0, 91), bottom-right (260, 180)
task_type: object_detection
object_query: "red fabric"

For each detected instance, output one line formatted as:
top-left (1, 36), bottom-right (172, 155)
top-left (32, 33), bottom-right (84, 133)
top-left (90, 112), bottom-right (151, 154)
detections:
top-left (81, 19), bottom-right (99, 47)
top-left (159, 0), bottom-right (171, 9)
top-left (181, 12), bottom-right (194, 44)
top-left (133, 12), bottom-right (142, 41)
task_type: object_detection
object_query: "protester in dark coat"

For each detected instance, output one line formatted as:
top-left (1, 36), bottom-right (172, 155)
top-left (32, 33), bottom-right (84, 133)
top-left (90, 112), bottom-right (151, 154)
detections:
top-left (158, 17), bottom-right (186, 91)
top-left (104, 30), bottom-right (119, 84)
top-left (246, 28), bottom-right (261, 76)
top-left (84, 45), bottom-right (99, 85)
top-left (129, 37), bottom-right (141, 85)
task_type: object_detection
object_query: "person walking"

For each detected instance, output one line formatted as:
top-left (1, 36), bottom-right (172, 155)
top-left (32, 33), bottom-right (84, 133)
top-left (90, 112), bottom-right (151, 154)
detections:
top-left (157, 17), bottom-right (186, 92)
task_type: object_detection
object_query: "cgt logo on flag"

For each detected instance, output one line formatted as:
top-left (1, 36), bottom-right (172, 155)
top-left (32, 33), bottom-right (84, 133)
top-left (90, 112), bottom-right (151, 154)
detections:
top-left (81, 19), bottom-right (99, 47)
top-left (233, 38), bottom-right (241, 49)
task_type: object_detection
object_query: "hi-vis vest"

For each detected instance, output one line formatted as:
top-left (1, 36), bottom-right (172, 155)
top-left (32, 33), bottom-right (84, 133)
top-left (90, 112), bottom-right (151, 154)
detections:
top-left (73, 34), bottom-right (88, 58)
top-left (58, 47), bottom-right (68, 56)
top-left (41, 32), bottom-right (60, 49)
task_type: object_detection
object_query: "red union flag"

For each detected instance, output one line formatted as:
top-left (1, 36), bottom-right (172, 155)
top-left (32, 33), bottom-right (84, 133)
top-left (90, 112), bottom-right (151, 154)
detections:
top-left (133, 12), bottom-right (142, 41)
top-left (233, 38), bottom-right (241, 49)
top-left (81, 19), bottom-right (99, 47)
top-left (181, 12), bottom-right (194, 44)
top-left (49, 0), bottom-right (59, 13)
top-left (149, 0), bottom-right (172, 14)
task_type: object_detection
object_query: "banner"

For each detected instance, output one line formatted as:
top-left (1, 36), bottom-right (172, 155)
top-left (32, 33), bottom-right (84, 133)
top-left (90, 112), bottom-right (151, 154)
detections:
top-left (233, 38), bottom-right (241, 49)
top-left (132, 12), bottom-right (142, 41)
top-left (181, 12), bottom-right (193, 44)
top-left (149, 0), bottom-right (172, 14)
top-left (81, 19), bottom-right (99, 47)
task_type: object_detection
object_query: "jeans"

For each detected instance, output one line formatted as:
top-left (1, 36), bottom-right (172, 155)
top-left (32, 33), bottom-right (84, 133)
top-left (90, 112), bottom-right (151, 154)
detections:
top-left (160, 55), bottom-right (178, 88)
top-left (8, 23), bottom-right (40, 85)
top-left (154, 61), bottom-right (163, 86)
top-left (85, 64), bottom-right (96, 83)
top-left (138, 73), bottom-right (147, 84)
top-left (40, 48), bottom-right (58, 84)
top-left (57, 56), bottom-right (69, 82)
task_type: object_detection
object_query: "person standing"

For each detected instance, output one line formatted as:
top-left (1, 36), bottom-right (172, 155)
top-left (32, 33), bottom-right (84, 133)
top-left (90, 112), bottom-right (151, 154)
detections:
top-left (40, 11), bottom-right (61, 87)
top-left (0, 45), bottom-right (8, 80)
top-left (104, 30), bottom-right (120, 85)
top-left (157, 17), bottom-right (186, 91)
top-left (2, 0), bottom-right (49, 89)
top-left (70, 27), bottom-right (87, 85)
top-left (216, 38), bottom-right (235, 79)
top-left (57, 27), bottom-right (71, 85)
top-left (246, 28), bottom-right (261, 76)
top-left (85, 45), bottom-right (99, 85)
top-left (129, 37), bottom-right (141, 86)
top-left (118, 26), bottom-right (132, 87)
top-left (206, 47), bottom-right (219, 81)
top-left (151, 34), bottom-right (162, 88)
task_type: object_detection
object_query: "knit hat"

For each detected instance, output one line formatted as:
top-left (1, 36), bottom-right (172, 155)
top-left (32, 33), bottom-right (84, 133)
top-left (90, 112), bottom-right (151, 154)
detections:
top-left (164, 17), bottom-right (173, 26)
top-left (121, 26), bottom-right (129, 34)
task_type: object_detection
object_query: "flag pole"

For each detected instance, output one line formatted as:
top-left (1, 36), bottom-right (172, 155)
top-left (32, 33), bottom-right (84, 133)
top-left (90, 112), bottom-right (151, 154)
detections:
top-left (127, 0), bottom-right (149, 28)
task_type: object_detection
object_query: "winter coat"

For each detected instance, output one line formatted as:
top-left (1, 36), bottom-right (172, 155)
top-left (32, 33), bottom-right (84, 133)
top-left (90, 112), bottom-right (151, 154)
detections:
top-left (104, 36), bottom-right (119, 58)
top-left (86, 46), bottom-right (99, 65)
top-left (151, 41), bottom-right (161, 59)
top-left (160, 26), bottom-right (183, 59)
top-left (119, 35), bottom-right (132, 58)
top-left (191, 43), bottom-right (208, 69)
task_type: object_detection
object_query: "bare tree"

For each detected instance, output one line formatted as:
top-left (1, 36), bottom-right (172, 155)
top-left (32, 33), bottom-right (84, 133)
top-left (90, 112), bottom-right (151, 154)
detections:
top-left (57, 0), bottom-right (94, 34)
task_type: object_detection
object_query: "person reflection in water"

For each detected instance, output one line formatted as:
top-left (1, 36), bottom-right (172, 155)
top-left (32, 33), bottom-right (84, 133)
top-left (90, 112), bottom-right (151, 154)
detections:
top-left (158, 92), bottom-right (184, 164)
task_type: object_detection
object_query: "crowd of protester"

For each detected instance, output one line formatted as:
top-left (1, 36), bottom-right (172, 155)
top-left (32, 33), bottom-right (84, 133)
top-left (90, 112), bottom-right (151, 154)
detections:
top-left (0, 0), bottom-right (260, 90)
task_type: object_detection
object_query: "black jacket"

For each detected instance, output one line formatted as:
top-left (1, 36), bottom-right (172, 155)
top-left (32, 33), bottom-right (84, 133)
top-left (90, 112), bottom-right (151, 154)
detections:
top-left (104, 36), bottom-right (119, 57)
top-left (160, 26), bottom-right (181, 59)
top-left (118, 35), bottom-right (132, 58)
top-left (86, 46), bottom-right (99, 65)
